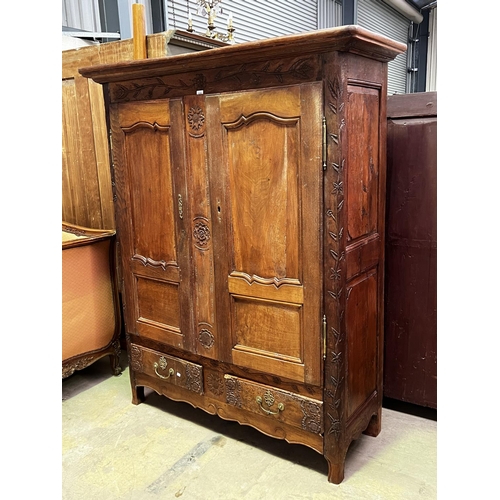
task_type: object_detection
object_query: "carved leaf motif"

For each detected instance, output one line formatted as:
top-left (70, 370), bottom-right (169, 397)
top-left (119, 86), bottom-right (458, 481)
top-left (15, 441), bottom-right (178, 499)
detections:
top-left (332, 159), bottom-right (345, 173)
top-left (327, 78), bottom-right (341, 100)
top-left (327, 414), bottom-right (341, 437)
top-left (330, 132), bottom-right (339, 144)
top-left (192, 74), bottom-right (206, 89)
top-left (328, 288), bottom-right (343, 300)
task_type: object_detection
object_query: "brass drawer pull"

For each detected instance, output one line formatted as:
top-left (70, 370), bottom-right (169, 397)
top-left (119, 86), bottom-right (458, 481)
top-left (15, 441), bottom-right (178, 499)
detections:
top-left (154, 356), bottom-right (174, 379)
top-left (256, 390), bottom-right (285, 416)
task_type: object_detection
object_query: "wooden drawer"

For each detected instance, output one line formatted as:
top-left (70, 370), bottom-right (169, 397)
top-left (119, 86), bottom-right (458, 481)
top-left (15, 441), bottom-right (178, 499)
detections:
top-left (224, 374), bottom-right (323, 435)
top-left (129, 344), bottom-right (203, 395)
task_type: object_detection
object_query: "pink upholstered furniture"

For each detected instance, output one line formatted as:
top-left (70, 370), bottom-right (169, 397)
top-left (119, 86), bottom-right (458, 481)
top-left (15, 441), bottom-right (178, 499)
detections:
top-left (62, 222), bottom-right (122, 378)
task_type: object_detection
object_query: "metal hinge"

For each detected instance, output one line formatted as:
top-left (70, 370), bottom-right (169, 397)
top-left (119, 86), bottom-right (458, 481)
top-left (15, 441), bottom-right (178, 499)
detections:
top-left (322, 116), bottom-right (326, 171)
top-left (322, 116), bottom-right (327, 171)
top-left (322, 314), bottom-right (327, 360)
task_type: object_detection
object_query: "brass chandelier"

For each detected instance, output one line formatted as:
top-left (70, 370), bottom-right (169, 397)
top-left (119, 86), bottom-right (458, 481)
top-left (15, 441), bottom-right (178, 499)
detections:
top-left (187, 1), bottom-right (236, 44)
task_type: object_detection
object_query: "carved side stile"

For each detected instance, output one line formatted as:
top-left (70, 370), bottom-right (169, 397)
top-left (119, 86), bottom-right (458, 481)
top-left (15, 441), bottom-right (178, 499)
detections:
top-left (323, 55), bottom-right (348, 483)
top-left (184, 95), bottom-right (218, 358)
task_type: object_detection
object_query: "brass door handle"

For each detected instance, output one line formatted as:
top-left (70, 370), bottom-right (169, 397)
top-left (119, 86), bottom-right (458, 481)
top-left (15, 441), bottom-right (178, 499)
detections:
top-left (154, 356), bottom-right (174, 379)
top-left (256, 392), bottom-right (285, 416)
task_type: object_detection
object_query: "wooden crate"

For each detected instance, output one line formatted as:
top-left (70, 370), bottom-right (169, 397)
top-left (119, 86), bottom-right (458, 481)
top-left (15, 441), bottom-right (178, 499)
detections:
top-left (62, 30), bottom-right (226, 229)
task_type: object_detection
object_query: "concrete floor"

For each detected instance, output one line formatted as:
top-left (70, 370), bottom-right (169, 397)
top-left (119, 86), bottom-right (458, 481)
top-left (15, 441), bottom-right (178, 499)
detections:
top-left (62, 352), bottom-right (437, 499)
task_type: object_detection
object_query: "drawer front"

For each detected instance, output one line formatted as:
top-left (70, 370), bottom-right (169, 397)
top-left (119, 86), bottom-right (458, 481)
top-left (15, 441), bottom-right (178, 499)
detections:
top-left (129, 343), bottom-right (203, 395)
top-left (224, 374), bottom-right (323, 435)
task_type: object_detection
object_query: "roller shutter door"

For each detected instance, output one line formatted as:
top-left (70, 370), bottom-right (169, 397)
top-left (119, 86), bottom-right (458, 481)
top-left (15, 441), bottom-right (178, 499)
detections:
top-left (167, 0), bottom-right (318, 43)
top-left (357, 0), bottom-right (409, 94)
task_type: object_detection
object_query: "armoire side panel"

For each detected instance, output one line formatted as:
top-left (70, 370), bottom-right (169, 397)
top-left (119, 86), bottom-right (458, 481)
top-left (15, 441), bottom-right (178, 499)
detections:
top-left (342, 56), bottom-right (387, 439)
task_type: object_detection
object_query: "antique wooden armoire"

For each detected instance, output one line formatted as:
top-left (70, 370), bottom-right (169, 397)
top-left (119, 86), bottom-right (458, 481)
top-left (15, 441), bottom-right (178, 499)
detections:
top-left (81, 26), bottom-right (405, 483)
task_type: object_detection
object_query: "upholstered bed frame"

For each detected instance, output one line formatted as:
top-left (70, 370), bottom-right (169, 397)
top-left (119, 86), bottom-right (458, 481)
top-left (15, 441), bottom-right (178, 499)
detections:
top-left (62, 222), bottom-right (122, 378)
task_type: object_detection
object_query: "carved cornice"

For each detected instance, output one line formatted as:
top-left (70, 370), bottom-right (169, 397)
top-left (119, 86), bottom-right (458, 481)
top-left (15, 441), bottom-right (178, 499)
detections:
top-left (106, 56), bottom-right (319, 103)
top-left (112, 74), bottom-right (207, 101)
top-left (214, 58), bottom-right (314, 86)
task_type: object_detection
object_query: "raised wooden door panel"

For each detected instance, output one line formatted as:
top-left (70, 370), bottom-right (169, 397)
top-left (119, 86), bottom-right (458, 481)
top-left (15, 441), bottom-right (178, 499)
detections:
top-left (207, 84), bottom-right (323, 386)
top-left (342, 78), bottom-right (385, 420)
top-left (110, 99), bottom-right (191, 350)
top-left (345, 269), bottom-right (378, 418)
top-left (345, 85), bottom-right (381, 245)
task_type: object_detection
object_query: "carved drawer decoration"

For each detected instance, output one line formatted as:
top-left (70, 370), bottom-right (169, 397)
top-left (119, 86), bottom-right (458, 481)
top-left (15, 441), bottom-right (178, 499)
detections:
top-left (224, 375), bottom-right (323, 435)
top-left (130, 343), bottom-right (203, 395)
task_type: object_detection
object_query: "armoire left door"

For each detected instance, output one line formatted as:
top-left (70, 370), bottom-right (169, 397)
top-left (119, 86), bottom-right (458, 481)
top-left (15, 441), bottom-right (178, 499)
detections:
top-left (110, 99), bottom-right (193, 351)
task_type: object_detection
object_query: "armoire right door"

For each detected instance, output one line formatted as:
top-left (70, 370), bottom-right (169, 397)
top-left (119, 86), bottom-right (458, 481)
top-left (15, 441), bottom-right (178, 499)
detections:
top-left (206, 83), bottom-right (324, 386)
